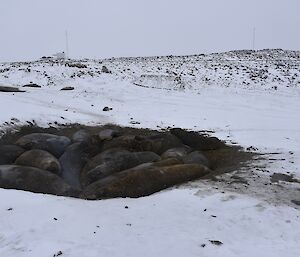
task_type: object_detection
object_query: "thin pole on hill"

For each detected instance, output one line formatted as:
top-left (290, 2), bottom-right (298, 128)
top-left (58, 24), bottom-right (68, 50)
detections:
top-left (252, 27), bottom-right (256, 50)
top-left (65, 30), bottom-right (69, 59)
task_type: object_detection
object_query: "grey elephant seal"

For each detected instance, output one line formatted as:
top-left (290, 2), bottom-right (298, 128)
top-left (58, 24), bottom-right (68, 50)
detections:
top-left (15, 133), bottom-right (71, 157)
top-left (170, 128), bottom-right (224, 150)
top-left (15, 149), bottom-right (61, 175)
top-left (161, 146), bottom-right (191, 160)
top-left (72, 130), bottom-right (92, 144)
top-left (59, 142), bottom-right (89, 189)
top-left (0, 165), bottom-right (78, 197)
top-left (81, 164), bottom-right (210, 200)
top-left (0, 145), bottom-right (25, 165)
top-left (183, 151), bottom-right (210, 168)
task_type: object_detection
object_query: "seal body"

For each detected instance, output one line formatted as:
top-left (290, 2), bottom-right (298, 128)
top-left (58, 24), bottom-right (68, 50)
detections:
top-left (15, 149), bottom-right (61, 174)
top-left (0, 145), bottom-right (25, 165)
top-left (60, 142), bottom-right (88, 189)
top-left (81, 164), bottom-right (210, 200)
top-left (15, 133), bottom-right (71, 157)
top-left (0, 165), bottom-right (78, 197)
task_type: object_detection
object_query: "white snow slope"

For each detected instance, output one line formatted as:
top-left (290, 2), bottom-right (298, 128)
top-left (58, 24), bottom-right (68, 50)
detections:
top-left (0, 49), bottom-right (300, 257)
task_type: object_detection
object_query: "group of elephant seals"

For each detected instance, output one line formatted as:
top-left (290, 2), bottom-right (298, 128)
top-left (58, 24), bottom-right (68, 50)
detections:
top-left (81, 163), bottom-right (210, 199)
top-left (81, 150), bottom-right (161, 187)
top-left (0, 124), bottom-right (251, 200)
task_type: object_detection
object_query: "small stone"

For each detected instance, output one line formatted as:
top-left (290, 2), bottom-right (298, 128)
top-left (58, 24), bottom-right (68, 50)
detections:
top-left (209, 240), bottom-right (223, 246)
top-left (0, 85), bottom-right (25, 92)
top-left (103, 106), bottom-right (113, 112)
top-left (102, 66), bottom-right (111, 73)
top-left (23, 83), bottom-right (41, 88)
top-left (60, 86), bottom-right (74, 91)
top-left (291, 200), bottom-right (300, 206)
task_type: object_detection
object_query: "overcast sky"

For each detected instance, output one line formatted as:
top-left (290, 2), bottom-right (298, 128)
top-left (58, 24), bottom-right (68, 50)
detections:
top-left (0, 0), bottom-right (299, 62)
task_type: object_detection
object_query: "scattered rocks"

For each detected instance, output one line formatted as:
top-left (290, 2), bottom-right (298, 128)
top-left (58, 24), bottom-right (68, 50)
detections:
top-left (66, 62), bottom-right (87, 68)
top-left (0, 85), bottom-right (25, 92)
top-left (102, 66), bottom-right (111, 73)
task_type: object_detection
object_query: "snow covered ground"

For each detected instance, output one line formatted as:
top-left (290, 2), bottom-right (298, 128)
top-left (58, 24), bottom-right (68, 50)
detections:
top-left (0, 50), bottom-right (300, 256)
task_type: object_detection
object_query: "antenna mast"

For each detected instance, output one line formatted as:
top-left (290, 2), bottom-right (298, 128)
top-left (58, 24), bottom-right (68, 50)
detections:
top-left (252, 27), bottom-right (256, 50)
top-left (65, 30), bottom-right (69, 59)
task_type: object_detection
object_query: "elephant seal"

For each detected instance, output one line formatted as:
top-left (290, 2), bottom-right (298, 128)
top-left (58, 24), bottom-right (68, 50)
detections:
top-left (0, 145), bottom-right (25, 165)
top-left (101, 135), bottom-right (144, 152)
top-left (15, 133), bottom-right (71, 157)
top-left (59, 142), bottom-right (89, 189)
top-left (72, 130), bottom-right (91, 144)
top-left (0, 165), bottom-right (78, 197)
top-left (161, 146), bottom-right (191, 161)
top-left (98, 129), bottom-right (120, 141)
top-left (82, 148), bottom-right (131, 174)
top-left (170, 128), bottom-right (225, 150)
top-left (15, 149), bottom-right (61, 175)
top-left (183, 151), bottom-right (210, 168)
top-left (81, 151), bottom-right (161, 186)
top-left (141, 133), bottom-right (183, 154)
top-left (81, 164), bottom-right (211, 200)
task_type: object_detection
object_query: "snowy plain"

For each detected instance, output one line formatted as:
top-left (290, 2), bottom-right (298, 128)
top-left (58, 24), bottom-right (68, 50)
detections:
top-left (0, 50), bottom-right (300, 256)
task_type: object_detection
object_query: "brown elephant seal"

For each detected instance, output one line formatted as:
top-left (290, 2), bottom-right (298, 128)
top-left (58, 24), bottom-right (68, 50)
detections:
top-left (161, 146), bottom-right (192, 160)
top-left (81, 164), bottom-right (211, 200)
top-left (0, 165), bottom-right (79, 197)
top-left (15, 133), bottom-right (71, 157)
top-left (81, 151), bottom-right (161, 187)
top-left (15, 149), bottom-right (61, 175)
top-left (183, 151), bottom-right (210, 168)
top-left (170, 128), bottom-right (225, 150)
top-left (59, 142), bottom-right (89, 190)
top-left (0, 145), bottom-right (25, 165)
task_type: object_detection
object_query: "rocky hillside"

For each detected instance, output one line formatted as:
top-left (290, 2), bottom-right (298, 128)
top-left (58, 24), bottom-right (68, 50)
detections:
top-left (0, 49), bottom-right (299, 91)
